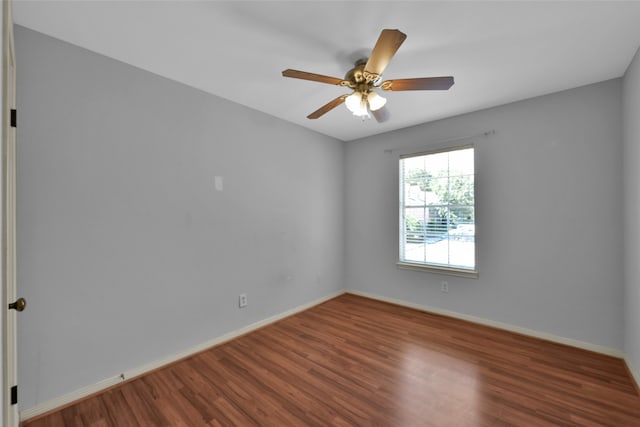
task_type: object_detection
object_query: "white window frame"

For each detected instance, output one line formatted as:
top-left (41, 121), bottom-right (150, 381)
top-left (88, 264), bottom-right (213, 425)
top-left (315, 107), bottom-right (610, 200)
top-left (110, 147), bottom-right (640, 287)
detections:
top-left (397, 144), bottom-right (478, 278)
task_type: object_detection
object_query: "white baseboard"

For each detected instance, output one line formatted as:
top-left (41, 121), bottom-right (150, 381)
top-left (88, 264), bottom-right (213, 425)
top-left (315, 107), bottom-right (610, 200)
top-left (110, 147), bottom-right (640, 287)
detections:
top-left (121, 289), bottom-right (345, 381)
top-left (20, 288), bottom-right (629, 421)
top-left (625, 356), bottom-right (640, 392)
top-left (346, 290), bottom-right (625, 358)
top-left (19, 375), bottom-right (123, 422)
top-left (19, 290), bottom-right (346, 422)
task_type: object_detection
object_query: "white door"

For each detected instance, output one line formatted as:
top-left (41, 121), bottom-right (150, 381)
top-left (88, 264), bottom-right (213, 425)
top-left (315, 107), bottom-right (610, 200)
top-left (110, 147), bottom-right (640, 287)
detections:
top-left (3, 0), bottom-right (20, 425)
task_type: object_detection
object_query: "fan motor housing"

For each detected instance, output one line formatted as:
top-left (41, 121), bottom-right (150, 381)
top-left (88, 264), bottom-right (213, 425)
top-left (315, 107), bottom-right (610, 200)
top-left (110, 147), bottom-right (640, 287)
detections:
top-left (345, 58), bottom-right (368, 84)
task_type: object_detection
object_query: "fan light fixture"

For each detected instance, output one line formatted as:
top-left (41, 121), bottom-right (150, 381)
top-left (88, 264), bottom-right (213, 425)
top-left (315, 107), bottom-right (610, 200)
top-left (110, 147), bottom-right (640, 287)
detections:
top-left (345, 91), bottom-right (387, 117)
top-left (282, 29), bottom-right (455, 122)
top-left (367, 91), bottom-right (387, 111)
top-left (345, 92), bottom-right (367, 117)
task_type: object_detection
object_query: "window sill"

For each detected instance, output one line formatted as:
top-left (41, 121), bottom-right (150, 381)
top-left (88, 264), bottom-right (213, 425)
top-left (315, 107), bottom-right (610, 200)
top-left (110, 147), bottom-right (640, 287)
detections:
top-left (396, 261), bottom-right (478, 279)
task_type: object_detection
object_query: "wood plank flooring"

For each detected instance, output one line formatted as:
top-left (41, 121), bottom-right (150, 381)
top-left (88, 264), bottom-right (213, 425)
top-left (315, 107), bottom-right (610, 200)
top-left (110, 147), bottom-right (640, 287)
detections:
top-left (22, 294), bottom-right (640, 426)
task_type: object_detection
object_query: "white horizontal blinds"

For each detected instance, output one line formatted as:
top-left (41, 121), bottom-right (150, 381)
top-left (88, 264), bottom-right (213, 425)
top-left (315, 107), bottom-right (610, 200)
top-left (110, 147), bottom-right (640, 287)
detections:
top-left (399, 145), bottom-right (475, 271)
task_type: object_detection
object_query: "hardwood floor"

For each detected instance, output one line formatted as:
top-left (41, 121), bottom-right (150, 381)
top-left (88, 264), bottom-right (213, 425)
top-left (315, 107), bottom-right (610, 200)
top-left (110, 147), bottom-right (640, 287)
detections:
top-left (23, 294), bottom-right (640, 426)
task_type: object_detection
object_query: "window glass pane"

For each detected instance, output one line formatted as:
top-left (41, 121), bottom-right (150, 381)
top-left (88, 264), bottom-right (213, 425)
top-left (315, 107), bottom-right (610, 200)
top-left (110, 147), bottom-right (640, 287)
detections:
top-left (426, 177), bottom-right (450, 206)
top-left (399, 146), bottom-right (475, 272)
top-left (448, 148), bottom-right (474, 175)
top-left (447, 235), bottom-right (475, 268)
top-left (422, 151), bottom-right (449, 173)
top-left (450, 206), bottom-right (475, 227)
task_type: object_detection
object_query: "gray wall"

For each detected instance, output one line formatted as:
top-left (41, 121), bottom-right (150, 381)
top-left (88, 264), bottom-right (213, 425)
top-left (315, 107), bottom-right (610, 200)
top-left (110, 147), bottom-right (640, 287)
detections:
top-left (345, 79), bottom-right (624, 350)
top-left (624, 47), bottom-right (640, 379)
top-left (14, 22), bottom-right (636, 413)
top-left (15, 26), bottom-right (345, 410)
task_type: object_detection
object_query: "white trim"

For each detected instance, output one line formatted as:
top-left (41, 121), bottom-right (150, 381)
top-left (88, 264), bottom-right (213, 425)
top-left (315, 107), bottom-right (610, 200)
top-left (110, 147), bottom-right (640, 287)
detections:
top-left (383, 129), bottom-right (495, 154)
top-left (346, 290), bottom-right (624, 358)
top-left (398, 142), bottom-right (474, 159)
top-left (396, 261), bottom-right (478, 279)
top-left (625, 356), bottom-right (640, 392)
top-left (18, 376), bottom-right (122, 422)
top-left (122, 290), bottom-right (344, 380)
top-left (20, 288), bottom-right (629, 421)
top-left (398, 145), bottom-right (478, 278)
top-left (19, 290), bottom-right (345, 421)
top-left (3, 1), bottom-right (18, 425)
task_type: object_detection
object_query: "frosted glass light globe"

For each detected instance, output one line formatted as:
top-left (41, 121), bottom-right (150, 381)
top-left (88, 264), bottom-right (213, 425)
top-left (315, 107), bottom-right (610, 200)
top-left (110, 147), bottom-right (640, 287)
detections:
top-left (367, 91), bottom-right (387, 111)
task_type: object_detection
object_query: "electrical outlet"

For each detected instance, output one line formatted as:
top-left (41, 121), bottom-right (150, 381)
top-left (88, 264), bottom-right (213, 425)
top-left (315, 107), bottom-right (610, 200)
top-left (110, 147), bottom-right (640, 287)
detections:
top-left (239, 293), bottom-right (247, 308)
top-left (441, 281), bottom-right (449, 293)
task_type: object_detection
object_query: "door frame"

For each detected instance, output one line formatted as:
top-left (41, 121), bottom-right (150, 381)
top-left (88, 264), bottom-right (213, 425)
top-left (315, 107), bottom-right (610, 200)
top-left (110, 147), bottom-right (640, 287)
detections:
top-left (2, 0), bottom-right (18, 425)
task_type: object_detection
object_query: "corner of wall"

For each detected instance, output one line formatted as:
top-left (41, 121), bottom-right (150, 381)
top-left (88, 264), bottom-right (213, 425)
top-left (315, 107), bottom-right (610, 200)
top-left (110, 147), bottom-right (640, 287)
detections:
top-left (623, 44), bottom-right (640, 386)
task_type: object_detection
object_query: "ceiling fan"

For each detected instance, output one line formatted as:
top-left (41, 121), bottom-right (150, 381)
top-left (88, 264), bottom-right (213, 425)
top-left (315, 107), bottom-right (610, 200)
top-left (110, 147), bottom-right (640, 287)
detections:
top-left (282, 29), bottom-right (454, 122)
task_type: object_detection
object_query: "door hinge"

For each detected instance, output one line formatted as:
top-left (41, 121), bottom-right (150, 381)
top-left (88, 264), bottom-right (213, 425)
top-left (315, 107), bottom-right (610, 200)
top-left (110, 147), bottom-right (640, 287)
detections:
top-left (10, 109), bottom-right (16, 128)
top-left (11, 385), bottom-right (17, 405)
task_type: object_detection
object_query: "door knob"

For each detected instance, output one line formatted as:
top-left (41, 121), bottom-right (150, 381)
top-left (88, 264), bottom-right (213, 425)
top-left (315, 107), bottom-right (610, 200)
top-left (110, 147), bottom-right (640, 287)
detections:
top-left (8, 297), bottom-right (26, 312)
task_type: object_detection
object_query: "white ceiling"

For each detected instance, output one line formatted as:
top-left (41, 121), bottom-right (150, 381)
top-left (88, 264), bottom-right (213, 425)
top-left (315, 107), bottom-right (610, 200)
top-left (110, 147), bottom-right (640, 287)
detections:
top-left (12, 1), bottom-right (640, 141)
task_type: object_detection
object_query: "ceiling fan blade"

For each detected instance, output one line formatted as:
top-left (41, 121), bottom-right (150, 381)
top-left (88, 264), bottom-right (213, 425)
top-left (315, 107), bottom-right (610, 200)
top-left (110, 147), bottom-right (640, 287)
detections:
top-left (380, 76), bottom-right (454, 91)
top-left (371, 106), bottom-right (390, 123)
top-left (282, 69), bottom-right (347, 86)
top-left (364, 29), bottom-right (407, 80)
top-left (307, 95), bottom-right (348, 119)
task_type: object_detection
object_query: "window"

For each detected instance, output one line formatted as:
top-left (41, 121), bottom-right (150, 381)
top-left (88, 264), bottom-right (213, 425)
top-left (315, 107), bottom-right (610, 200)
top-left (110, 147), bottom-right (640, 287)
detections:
top-left (398, 145), bottom-right (476, 277)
